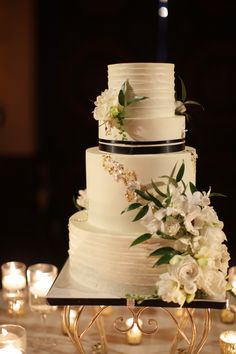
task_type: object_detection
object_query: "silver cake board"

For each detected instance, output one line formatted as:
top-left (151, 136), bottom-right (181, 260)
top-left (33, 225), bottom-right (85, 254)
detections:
top-left (46, 259), bottom-right (227, 309)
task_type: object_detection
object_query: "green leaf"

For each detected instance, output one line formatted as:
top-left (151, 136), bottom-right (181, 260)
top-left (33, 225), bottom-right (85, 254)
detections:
top-left (132, 204), bottom-right (149, 222)
top-left (146, 191), bottom-right (163, 208)
top-left (209, 192), bottom-right (227, 198)
top-left (135, 189), bottom-right (153, 201)
top-left (121, 202), bottom-right (142, 214)
top-left (178, 76), bottom-right (187, 102)
top-left (184, 100), bottom-right (205, 111)
top-left (127, 96), bottom-right (148, 106)
top-left (153, 254), bottom-right (175, 266)
top-left (165, 195), bottom-right (172, 207)
top-left (176, 161), bottom-right (185, 182)
top-left (189, 182), bottom-right (197, 194)
top-left (151, 180), bottom-right (167, 198)
top-left (149, 246), bottom-right (178, 257)
top-left (118, 81), bottom-right (127, 106)
top-left (130, 233), bottom-right (152, 247)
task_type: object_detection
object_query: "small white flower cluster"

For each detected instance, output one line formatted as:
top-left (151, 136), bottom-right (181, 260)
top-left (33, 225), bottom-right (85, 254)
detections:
top-left (76, 189), bottom-right (88, 210)
top-left (139, 183), bottom-right (230, 306)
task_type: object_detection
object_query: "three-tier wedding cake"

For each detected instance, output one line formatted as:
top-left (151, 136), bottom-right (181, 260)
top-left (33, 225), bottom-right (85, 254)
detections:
top-left (68, 63), bottom-right (230, 306)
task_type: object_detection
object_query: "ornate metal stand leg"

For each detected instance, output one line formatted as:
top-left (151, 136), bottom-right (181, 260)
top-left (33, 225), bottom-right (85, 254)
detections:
top-left (62, 305), bottom-right (108, 354)
top-left (63, 305), bottom-right (86, 354)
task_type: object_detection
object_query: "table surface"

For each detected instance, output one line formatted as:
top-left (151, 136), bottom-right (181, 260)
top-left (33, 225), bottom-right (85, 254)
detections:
top-left (1, 293), bottom-right (236, 353)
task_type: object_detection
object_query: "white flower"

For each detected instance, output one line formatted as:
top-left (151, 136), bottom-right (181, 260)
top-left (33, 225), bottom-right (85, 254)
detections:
top-left (198, 269), bottom-right (227, 299)
top-left (170, 255), bottom-right (199, 295)
top-left (76, 189), bottom-right (88, 209)
top-left (141, 208), bottom-right (164, 234)
top-left (156, 272), bottom-right (186, 306)
top-left (202, 226), bottom-right (227, 245)
top-left (93, 88), bottom-right (119, 121)
top-left (184, 205), bottom-right (202, 236)
top-left (187, 190), bottom-right (211, 208)
top-left (163, 216), bottom-right (180, 236)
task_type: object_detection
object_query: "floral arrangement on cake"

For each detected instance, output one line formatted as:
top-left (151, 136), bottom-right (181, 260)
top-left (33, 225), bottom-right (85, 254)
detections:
top-left (93, 77), bottom-right (203, 140)
top-left (93, 80), bottom-right (148, 140)
top-left (102, 155), bottom-right (230, 306)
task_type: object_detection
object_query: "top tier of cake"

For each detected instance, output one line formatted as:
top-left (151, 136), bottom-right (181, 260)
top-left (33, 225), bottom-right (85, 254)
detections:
top-left (108, 62), bottom-right (175, 118)
top-left (97, 63), bottom-right (186, 154)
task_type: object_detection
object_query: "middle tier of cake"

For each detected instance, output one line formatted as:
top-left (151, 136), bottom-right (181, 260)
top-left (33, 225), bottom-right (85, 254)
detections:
top-left (86, 146), bottom-right (197, 234)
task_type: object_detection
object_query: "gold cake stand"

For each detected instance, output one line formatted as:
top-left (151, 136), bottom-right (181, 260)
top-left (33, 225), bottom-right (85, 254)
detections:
top-left (47, 260), bottom-right (226, 354)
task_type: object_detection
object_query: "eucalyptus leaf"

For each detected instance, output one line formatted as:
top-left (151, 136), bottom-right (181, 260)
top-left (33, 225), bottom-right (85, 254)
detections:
top-left (132, 204), bottom-right (149, 222)
top-left (130, 233), bottom-right (152, 247)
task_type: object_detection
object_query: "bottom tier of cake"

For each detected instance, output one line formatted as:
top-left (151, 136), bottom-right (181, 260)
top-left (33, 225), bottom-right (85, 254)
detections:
top-left (68, 211), bottom-right (164, 297)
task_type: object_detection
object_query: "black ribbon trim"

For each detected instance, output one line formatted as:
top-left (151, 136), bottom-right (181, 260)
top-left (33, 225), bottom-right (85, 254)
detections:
top-left (99, 138), bottom-right (184, 146)
top-left (99, 143), bottom-right (185, 155)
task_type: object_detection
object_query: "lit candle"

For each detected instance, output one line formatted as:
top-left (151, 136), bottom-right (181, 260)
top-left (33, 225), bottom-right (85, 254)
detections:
top-left (219, 331), bottom-right (236, 353)
top-left (126, 318), bottom-right (142, 345)
top-left (0, 326), bottom-right (26, 354)
top-left (1, 263), bottom-right (26, 292)
top-left (30, 272), bottom-right (54, 297)
top-left (0, 345), bottom-right (22, 354)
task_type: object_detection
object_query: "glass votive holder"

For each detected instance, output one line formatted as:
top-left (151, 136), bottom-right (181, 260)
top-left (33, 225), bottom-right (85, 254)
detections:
top-left (0, 324), bottom-right (26, 353)
top-left (27, 263), bottom-right (58, 315)
top-left (219, 330), bottom-right (236, 353)
top-left (126, 318), bottom-right (143, 345)
top-left (1, 262), bottom-right (27, 315)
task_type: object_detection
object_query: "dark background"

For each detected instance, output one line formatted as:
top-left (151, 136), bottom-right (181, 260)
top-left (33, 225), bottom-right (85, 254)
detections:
top-left (1, 0), bottom-right (236, 271)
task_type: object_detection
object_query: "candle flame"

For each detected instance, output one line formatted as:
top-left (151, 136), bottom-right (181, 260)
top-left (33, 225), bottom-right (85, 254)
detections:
top-left (1, 328), bottom-right (8, 336)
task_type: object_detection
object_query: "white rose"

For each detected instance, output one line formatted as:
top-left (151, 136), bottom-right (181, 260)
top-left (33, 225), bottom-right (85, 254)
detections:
top-left (163, 216), bottom-right (180, 236)
top-left (170, 255), bottom-right (199, 294)
top-left (198, 269), bottom-right (227, 299)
